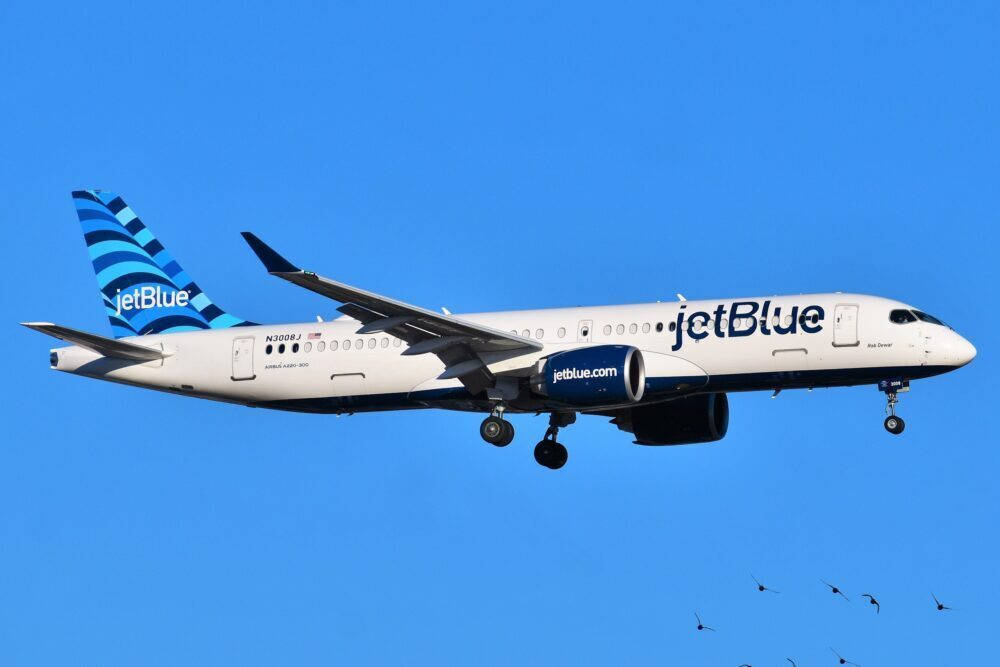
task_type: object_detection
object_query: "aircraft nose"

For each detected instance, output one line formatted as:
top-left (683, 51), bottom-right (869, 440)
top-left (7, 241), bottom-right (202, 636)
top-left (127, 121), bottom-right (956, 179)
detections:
top-left (955, 335), bottom-right (977, 366)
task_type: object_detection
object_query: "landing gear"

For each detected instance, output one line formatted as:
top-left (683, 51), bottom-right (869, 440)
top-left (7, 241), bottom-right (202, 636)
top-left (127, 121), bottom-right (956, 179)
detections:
top-left (480, 405), bottom-right (514, 447)
top-left (878, 379), bottom-right (909, 436)
top-left (534, 413), bottom-right (575, 469)
top-left (884, 415), bottom-right (905, 435)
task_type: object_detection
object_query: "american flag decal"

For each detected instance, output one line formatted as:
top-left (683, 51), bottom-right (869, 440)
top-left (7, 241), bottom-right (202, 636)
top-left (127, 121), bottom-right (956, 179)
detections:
top-left (308, 332), bottom-right (321, 340)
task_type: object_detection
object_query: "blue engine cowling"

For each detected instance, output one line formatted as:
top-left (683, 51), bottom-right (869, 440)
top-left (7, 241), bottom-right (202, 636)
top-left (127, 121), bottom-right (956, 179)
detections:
top-left (533, 345), bottom-right (645, 407)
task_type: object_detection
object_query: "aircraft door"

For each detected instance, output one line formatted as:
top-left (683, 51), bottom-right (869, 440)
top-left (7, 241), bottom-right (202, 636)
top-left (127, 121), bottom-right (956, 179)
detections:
top-left (832, 304), bottom-right (859, 347)
top-left (577, 319), bottom-right (592, 343)
top-left (231, 337), bottom-right (256, 380)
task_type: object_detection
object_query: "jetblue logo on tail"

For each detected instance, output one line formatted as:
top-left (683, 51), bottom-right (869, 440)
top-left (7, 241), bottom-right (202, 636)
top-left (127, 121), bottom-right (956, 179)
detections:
top-left (115, 286), bottom-right (190, 315)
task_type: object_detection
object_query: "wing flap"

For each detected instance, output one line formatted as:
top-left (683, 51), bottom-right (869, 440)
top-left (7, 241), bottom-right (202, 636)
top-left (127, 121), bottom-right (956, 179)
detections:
top-left (241, 232), bottom-right (540, 394)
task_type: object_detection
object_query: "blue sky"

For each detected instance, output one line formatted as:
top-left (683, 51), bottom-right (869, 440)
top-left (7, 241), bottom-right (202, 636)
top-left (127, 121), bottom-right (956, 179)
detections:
top-left (1, 1), bottom-right (997, 664)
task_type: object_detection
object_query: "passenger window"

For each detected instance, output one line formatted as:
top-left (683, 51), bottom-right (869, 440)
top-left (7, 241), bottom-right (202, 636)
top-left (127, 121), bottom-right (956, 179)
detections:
top-left (668, 322), bottom-right (676, 332)
top-left (330, 340), bottom-right (339, 351)
top-left (656, 322), bottom-right (663, 332)
top-left (292, 343), bottom-right (299, 353)
top-left (303, 342), bottom-right (312, 353)
top-left (603, 325), bottom-right (612, 335)
top-left (642, 323), bottom-right (650, 333)
top-left (558, 327), bottom-right (566, 338)
top-left (522, 329), bottom-right (530, 338)
top-left (278, 343), bottom-right (285, 354)
top-left (355, 339), bottom-right (363, 349)
top-left (343, 340), bottom-right (351, 350)
top-left (629, 323), bottom-right (637, 334)
top-left (393, 338), bottom-right (401, 347)
top-left (721, 318), bottom-right (728, 329)
top-left (266, 344), bottom-right (273, 355)
top-left (381, 337), bottom-right (389, 348)
top-left (616, 324), bottom-right (625, 334)
top-left (368, 338), bottom-right (376, 349)
top-left (317, 341), bottom-right (326, 352)
top-left (536, 328), bottom-right (544, 339)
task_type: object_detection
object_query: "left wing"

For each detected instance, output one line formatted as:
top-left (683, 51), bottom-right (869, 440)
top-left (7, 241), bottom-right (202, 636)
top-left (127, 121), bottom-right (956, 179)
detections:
top-left (241, 232), bottom-right (542, 394)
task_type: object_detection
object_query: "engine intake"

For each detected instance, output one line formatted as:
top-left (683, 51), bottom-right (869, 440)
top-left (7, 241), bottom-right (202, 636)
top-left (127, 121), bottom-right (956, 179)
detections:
top-left (533, 345), bottom-right (645, 407)
top-left (612, 393), bottom-right (729, 445)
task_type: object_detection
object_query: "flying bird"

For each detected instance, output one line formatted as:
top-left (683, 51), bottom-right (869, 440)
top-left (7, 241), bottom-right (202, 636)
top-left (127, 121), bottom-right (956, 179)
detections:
top-left (830, 647), bottom-right (860, 665)
top-left (822, 579), bottom-right (850, 601)
top-left (750, 573), bottom-right (779, 593)
top-left (861, 593), bottom-right (880, 614)
top-left (694, 612), bottom-right (715, 631)
top-left (932, 593), bottom-right (954, 611)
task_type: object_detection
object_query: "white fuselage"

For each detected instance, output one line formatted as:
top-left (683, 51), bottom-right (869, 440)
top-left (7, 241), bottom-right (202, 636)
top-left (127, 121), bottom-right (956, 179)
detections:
top-left (48, 293), bottom-right (975, 414)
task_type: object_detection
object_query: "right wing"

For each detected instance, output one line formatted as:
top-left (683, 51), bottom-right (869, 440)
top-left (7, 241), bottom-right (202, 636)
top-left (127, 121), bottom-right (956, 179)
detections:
top-left (241, 232), bottom-right (542, 394)
top-left (21, 322), bottom-right (167, 362)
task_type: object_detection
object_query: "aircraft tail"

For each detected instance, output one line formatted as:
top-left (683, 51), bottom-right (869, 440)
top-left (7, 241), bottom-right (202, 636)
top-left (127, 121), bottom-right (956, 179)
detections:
top-left (71, 190), bottom-right (253, 338)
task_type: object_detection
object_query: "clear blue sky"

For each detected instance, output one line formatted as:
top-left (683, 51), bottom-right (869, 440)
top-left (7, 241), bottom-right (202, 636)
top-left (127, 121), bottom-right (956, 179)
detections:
top-left (1, 2), bottom-right (996, 664)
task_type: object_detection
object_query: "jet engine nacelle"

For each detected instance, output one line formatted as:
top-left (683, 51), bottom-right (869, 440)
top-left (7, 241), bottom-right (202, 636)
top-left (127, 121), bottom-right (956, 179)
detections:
top-left (611, 393), bottom-right (729, 445)
top-left (532, 345), bottom-right (645, 407)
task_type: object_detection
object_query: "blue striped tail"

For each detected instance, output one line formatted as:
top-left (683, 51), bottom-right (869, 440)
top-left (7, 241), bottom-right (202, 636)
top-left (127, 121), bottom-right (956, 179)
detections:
top-left (72, 190), bottom-right (253, 338)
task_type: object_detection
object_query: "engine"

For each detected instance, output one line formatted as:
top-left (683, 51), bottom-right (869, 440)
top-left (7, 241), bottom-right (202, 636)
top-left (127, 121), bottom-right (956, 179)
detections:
top-left (532, 345), bottom-right (645, 407)
top-left (611, 393), bottom-right (729, 445)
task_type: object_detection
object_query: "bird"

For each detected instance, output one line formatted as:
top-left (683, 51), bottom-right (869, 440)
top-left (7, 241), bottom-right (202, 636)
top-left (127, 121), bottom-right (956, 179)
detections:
top-left (750, 573), bottom-right (780, 593)
top-left (932, 593), bottom-right (954, 611)
top-left (694, 612), bottom-right (715, 631)
top-left (822, 579), bottom-right (850, 601)
top-left (861, 593), bottom-right (880, 614)
top-left (830, 647), bottom-right (860, 665)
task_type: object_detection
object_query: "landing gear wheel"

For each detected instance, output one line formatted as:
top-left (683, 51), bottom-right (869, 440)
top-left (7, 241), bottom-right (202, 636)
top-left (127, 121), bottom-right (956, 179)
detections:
top-left (534, 440), bottom-right (568, 469)
top-left (884, 415), bottom-right (905, 435)
top-left (499, 419), bottom-right (515, 446)
top-left (481, 416), bottom-right (513, 446)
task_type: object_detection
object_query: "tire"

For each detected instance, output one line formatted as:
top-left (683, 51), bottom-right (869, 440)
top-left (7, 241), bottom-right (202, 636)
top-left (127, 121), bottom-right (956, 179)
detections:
top-left (884, 415), bottom-right (905, 435)
top-left (497, 420), bottom-right (515, 447)
top-left (534, 441), bottom-right (552, 466)
top-left (534, 440), bottom-right (568, 469)
top-left (481, 416), bottom-right (505, 445)
top-left (548, 442), bottom-right (568, 469)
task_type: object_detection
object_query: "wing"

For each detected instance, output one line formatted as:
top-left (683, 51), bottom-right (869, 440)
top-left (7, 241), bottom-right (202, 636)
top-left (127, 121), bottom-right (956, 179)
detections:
top-left (241, 233), bottom-right (543, 394)
top-left (21, 322), bottom-right (167, 362)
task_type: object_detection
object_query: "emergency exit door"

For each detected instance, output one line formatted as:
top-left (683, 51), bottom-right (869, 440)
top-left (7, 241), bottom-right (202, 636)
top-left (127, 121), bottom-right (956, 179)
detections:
top-left (833, 304), bottom-right (859, 347)
top-left (231, 337), bottom-right (256, 380)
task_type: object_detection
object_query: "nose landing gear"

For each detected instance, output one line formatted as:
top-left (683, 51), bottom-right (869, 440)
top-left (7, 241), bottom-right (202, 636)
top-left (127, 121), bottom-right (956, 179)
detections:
top-left (534, 412), bottom-right (575, 469)
top-left (480, 404), bottom-right (514, 447)
top-left (878, 379), bottom-right (908, 435)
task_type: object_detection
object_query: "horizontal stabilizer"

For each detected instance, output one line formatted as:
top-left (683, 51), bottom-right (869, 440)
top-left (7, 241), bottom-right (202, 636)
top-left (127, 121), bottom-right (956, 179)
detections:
top-left (21, 322), bottom-right (167, 362)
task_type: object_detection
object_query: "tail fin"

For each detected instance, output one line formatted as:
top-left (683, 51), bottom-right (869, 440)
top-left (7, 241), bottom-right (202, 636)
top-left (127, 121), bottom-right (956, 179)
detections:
top-left (71, 190), bottom-right (253, 338)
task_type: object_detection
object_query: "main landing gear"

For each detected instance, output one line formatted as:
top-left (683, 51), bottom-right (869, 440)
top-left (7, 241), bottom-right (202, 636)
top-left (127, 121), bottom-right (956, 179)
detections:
top-left (534, 413), bottom-right (575, 470)
top-left (480, 405), bottom-right (514, 447)
top-left (879, 379), bottom-right (908, 435)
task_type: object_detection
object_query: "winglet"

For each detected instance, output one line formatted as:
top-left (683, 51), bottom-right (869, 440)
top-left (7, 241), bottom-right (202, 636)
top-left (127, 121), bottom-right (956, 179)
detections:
top-left (241, 232), bottom-right (300, 273)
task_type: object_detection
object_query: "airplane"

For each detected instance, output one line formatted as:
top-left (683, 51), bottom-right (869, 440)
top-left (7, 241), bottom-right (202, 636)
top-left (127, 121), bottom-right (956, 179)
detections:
top-left (22, 190), bottom-right (977, 470)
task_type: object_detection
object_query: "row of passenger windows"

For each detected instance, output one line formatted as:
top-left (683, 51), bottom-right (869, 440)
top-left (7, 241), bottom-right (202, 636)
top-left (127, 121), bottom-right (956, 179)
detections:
top-left (265, 336), bottom-right (404, 355)
top-left (264, 311), bottom-right (826, 354)
top-left (510, 314), bottom-right (820, 339)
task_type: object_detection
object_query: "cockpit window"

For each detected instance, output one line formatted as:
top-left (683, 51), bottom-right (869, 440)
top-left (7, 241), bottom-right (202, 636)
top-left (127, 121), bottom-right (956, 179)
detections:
top-left (889, 309), bottom-right (917, 324)
top-left (913, 310), bottom-right (945, 326)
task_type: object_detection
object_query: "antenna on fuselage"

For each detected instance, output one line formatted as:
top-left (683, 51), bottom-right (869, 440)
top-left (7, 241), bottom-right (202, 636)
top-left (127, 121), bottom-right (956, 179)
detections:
top-left (676, 293), bottom-right (687, 302)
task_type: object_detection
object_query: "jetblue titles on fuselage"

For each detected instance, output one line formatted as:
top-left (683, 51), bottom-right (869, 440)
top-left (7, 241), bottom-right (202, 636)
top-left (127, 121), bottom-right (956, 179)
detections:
top-left (671, 300), bottom-right (824, 351)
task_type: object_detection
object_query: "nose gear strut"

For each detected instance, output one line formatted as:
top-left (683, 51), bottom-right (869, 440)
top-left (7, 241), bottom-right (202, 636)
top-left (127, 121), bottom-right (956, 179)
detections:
top-left (878, 379), bottom-right (908, 435)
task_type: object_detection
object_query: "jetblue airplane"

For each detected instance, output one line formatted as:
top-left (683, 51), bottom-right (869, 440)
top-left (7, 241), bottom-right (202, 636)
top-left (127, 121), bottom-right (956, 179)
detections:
top-left (23, 191), bottom-right (976, 469)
